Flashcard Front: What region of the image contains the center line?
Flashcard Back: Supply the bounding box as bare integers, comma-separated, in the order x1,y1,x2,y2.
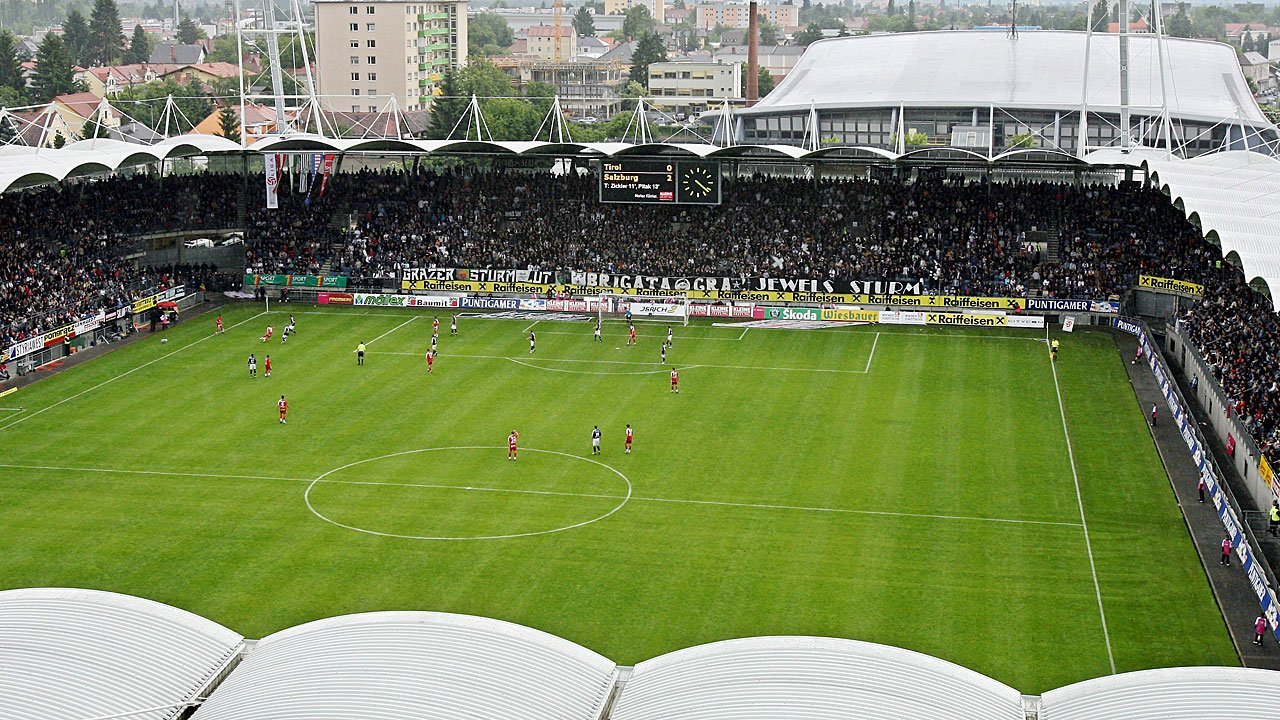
0,462,1081,528
1048,326,1116,674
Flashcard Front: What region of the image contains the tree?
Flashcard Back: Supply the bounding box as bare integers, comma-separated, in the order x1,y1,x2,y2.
1090,0,1108,31
622,4,655,39
205,34,240,63
114,78,212,130
886,0,895,16
176,17,202,45
52,131,67,148
468,13,515,55
758,18,780,45
907,0,916,29
793,22,825,45
628,31,666,87
740,65,774,98
32,33,79,101
124,25,152,64
573,6,596,36
217,105,240,143
428,58,518,138
1166,4,1193,37
0,30,25,97
88,0,125,65
63,9,91,67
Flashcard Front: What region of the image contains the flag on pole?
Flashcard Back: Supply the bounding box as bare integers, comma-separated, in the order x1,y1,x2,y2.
296,154,307,193
318,153,337,197
264,154,279,209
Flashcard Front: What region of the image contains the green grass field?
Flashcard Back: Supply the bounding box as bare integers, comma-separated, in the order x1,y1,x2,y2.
0,304,1237,692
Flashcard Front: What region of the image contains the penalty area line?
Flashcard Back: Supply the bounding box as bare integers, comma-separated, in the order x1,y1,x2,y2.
365,351,870,374
0,310,268,434
0,461,1084,528
366,316,418,346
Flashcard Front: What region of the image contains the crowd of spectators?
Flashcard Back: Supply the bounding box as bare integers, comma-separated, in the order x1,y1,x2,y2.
3,165,1278,460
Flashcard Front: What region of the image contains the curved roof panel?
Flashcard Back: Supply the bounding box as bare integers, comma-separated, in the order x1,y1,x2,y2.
752,31,1266,127
0,588,243,720
189,611,617,720
1040,666,1280,720
611,636,1024,720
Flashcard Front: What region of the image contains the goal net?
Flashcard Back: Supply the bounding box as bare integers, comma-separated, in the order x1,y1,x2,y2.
599,294,690,326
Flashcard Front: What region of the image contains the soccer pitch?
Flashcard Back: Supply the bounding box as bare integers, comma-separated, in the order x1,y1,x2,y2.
0,305,1237,692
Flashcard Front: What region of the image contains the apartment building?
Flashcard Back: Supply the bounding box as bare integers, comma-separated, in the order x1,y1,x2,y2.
603,0,665,25
647,60,740,115
315,0,467,113
694,2,798,30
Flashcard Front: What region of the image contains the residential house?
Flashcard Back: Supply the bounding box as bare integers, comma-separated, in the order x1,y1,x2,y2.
190,102,296,144
711,44,805,82
149,43,206,65
1240,51,1271,89
79,64,181,98
604,0,665,24
52,91,121,138
3,107,75,146
524,25,577,62
577,36,611,59
162,62,243,90
1106,18,1150,33
647,60,740,115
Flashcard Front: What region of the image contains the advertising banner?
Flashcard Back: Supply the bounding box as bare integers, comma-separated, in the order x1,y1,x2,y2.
820,308,880,323
1007,315,1046,329
626,301,687,318
548,299,608,312
925,313,1009,327
352,293,457,308
264,153,279,210
1063,317,1075,333
688,304,755,318
318,292,354,305
760,307,822,321
1116,316,1280,642
879,311,927,326
460,297,520,310
1027,297,1121,314
245,274,348,288
1138,275,1205,298
519,299,549,311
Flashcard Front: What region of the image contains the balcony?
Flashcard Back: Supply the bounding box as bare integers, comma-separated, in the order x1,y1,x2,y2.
418,12,449,20
425,42,450,51
421,26,449,36
419,79,429,87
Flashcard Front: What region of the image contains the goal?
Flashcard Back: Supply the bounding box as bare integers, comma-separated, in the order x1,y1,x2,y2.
598,294,690,326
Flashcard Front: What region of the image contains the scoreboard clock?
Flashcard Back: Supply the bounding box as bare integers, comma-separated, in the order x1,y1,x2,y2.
598,160,722,205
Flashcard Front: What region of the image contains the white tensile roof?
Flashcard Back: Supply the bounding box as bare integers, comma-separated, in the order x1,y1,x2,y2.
752,31,1268,127
188,611,618,720
1086,148,1280,298
0,587,244,720
1040,666,1280,720
611,636,1025,720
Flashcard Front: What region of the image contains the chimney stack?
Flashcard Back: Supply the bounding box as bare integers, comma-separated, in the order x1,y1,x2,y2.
746,0,759,106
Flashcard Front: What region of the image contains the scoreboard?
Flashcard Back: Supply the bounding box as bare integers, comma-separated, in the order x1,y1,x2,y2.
598,160,722,205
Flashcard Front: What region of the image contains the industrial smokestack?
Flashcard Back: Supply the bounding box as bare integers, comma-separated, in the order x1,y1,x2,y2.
746,0,759,106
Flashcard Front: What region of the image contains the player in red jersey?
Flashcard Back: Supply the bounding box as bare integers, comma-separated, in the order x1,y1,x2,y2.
433,317,440,334
507,430,520,461
215,316,223,333
625,424,633,454
277,395,288,424
670,368,679,393
264,355,272,377
425,349,435,373
261,325,274,342
627,324,637,346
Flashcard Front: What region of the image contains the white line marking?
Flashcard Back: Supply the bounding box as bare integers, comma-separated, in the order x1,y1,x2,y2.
1047,326,1117,674
864,332,880,373
523,320,539,333
366,316,417,346
738,327,749,340
0,461,1083,528
0,311,268,433
537,330,742,341
506,357,702,375
366,351,868,374
0,407,24,411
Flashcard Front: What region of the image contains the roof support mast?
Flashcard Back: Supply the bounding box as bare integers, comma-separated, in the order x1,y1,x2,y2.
1119,0,1132,150
1077,0,1094,158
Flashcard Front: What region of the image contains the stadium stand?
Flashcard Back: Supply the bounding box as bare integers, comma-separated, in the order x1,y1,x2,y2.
0,587,244,720
609,636,1025,720
188,611,618,720
1039,666,1280,720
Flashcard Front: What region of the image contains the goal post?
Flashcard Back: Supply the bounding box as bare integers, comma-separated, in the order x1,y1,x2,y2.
599,294,690,327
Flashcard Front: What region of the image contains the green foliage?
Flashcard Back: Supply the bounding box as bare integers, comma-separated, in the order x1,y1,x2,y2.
740,65,774,98
428,58,520,139
217,105,240,143
33,33,80,101
469,13,515,56
758,18,780,45
124,25,153,65
573,6,596,37
628,31,666,88
1090,0,1109,31
63,9,91,67
52,131,66,147
621,4,655,39
0,30,26,98
893,128,929,146
176,17,203,45
114,79,213,132
88,0,125,65
205,34,241,64
793,22,825,46
1008,131,1035,149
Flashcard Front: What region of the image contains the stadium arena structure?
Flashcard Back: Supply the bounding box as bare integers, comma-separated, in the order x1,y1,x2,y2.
8,28,1280,720
6,586,1280,720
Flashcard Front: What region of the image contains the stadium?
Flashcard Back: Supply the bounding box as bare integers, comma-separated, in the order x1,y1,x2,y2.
6,23,1280,720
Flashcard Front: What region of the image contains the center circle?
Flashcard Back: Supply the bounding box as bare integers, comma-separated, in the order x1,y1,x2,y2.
304,446,632,540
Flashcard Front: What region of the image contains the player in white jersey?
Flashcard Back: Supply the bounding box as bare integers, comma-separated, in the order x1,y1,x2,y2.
529,331,536,353
594,322,602,342
667,326,673,346
450,315,458,336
